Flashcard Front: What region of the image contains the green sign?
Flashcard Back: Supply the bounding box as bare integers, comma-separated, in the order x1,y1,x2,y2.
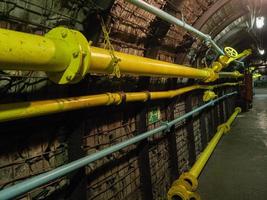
148,108,161,124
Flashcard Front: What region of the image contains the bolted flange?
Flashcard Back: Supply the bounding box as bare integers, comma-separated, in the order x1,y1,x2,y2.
203,68,218,82
167,179,201,200
45,27,91,84
180,172,199,191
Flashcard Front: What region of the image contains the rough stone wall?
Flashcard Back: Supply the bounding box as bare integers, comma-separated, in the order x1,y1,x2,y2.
0,0,238,200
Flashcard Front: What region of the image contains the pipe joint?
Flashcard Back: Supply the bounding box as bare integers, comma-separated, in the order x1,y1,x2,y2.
203,90,217,102
217,123,230,134
211,61,223,73
235,107,242,113
167,178,200,200
45,27,91,84
180,172,198,191
203,68,218,82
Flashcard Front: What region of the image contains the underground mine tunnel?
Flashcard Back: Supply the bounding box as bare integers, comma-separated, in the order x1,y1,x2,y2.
0,0,267,199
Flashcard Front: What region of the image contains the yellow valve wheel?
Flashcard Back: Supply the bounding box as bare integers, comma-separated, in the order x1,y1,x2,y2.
224,47,238,58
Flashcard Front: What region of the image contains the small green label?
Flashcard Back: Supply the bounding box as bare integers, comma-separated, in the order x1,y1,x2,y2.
148,108,161,124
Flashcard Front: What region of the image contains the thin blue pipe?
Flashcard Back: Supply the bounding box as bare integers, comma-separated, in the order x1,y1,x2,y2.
127,0,225,55
0,92,237,200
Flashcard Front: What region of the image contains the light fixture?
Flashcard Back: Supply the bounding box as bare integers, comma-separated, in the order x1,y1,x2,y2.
256,16,265,29
259,48,265,55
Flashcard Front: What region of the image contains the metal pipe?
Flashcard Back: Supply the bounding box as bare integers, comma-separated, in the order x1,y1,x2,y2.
219,71,244,78
127,0,224,55
89,47,212,79
0,83,239,123
0,28,71,72
189,107,241,177
0,92,237,200
167,107,241,200
0,27,217,84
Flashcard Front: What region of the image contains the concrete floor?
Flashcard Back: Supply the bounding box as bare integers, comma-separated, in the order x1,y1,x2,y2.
198,88,267,200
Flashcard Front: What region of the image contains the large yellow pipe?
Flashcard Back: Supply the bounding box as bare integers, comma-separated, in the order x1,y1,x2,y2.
167,107,241,200
0,27,239,84
0,28,71,72
90,47,210,79
0,83,239,123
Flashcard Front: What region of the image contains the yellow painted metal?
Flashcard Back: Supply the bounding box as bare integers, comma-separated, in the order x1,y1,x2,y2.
190,107,241,178
219,71,244,78
89,47,215,81
203,90,217,102
0,83,239,123
211,48,252,73
167,107,241,200
0,28,70,72
219,48,252,66
45,27,91,84
0,27,225,83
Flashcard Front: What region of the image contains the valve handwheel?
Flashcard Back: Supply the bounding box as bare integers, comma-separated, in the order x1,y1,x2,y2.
224,47,238,58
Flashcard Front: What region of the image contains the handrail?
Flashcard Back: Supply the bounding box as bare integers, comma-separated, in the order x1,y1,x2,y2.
0,92,237,200
0,83,240,123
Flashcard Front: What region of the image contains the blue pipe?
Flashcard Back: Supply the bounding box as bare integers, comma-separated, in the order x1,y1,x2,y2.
0,92,237,200
127,0,225,55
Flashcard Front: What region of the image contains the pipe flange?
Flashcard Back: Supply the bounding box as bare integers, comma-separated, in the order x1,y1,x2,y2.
45,27,91,84
203,68,218,82
217,123,230,133
211,61,223,73
167,181,201,200
235,107,242,113
167,181,191,200
180,172,198,191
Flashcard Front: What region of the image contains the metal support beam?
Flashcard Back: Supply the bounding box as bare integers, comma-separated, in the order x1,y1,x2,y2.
136,78,153,200
66,117,87,200
185,94,196,166
166,80,180,181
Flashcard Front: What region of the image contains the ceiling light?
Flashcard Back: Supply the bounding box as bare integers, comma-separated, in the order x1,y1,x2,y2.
259,48,265,55
256,16,265,29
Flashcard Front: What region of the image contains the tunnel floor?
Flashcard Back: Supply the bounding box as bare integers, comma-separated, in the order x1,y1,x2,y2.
198,88,267,200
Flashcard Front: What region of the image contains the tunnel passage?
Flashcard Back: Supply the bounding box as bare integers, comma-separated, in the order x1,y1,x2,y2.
0,0,265,200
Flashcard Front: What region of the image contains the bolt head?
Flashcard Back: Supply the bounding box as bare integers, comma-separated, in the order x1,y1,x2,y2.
72,51,79,58
61,31,68,38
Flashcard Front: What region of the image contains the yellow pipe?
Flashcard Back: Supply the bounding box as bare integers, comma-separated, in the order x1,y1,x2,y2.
219,71,244,79
90,47,211,79
0,28,71,72
167,107,241,200
191,107,241,177
0,27,220,84
0,83,239,123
